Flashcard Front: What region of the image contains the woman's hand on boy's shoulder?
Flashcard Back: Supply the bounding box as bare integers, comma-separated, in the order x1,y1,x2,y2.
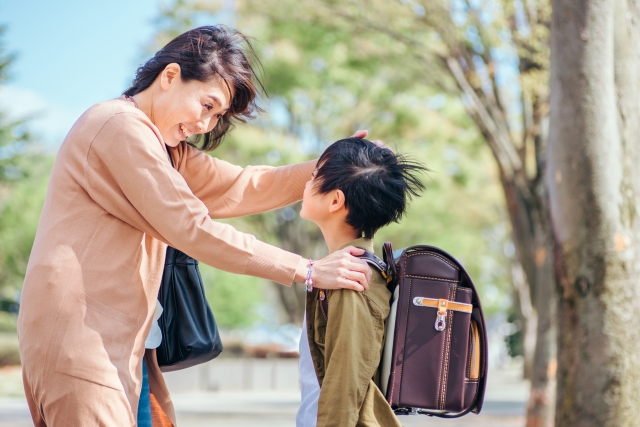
310,246,372,292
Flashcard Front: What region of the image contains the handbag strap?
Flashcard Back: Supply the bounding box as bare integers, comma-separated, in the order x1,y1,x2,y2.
166,145,175,169
164,146,177,260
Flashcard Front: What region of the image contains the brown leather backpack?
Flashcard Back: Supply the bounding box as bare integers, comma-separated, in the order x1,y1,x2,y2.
359,243,488,418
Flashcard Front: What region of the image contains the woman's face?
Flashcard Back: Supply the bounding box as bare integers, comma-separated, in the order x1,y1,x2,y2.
153,64,233,147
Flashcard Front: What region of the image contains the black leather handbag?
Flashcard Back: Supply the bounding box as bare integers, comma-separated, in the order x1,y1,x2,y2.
156,150,223,372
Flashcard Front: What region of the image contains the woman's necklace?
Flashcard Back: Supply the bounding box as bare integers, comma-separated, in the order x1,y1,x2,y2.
124,94,139,109
125,93,168,158
125,93,156,123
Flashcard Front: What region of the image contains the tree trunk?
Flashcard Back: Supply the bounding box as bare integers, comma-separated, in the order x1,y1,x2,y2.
526,185,556,427
549,0,640,425
502,171,557,427
511,258,537,379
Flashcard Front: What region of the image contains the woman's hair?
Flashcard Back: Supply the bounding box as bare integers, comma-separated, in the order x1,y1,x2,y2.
124,25,265,151
314,138,428,238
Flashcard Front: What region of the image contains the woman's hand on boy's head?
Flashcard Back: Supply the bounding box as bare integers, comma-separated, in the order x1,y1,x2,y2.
350,129,392,152
311,246,372,292
351,129,369,139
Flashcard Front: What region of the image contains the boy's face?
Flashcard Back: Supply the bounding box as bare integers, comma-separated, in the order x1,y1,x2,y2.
300,169,336,223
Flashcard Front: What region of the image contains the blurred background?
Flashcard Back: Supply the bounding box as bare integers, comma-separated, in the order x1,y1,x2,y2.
0,0,553,426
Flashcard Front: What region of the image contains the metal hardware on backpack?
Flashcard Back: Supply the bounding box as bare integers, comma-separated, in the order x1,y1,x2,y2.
156,149,223,372
373,242,488,418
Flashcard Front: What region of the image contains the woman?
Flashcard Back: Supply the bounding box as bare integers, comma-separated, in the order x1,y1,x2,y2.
18,26,374,426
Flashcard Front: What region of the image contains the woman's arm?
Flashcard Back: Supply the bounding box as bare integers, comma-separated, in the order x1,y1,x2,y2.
169,129,380,220
85,112,369,290
86,113,299,285
170,143,316,219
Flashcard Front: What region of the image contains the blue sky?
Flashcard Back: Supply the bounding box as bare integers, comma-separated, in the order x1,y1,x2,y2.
0,0,166,145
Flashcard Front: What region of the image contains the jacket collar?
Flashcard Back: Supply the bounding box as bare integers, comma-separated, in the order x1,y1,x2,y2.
336,237,374,253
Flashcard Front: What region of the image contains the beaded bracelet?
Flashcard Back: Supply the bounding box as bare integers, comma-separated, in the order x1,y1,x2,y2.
304,258,315,292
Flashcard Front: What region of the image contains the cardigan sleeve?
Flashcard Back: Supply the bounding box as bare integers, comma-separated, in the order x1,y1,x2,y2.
172,143,316,219
84,112,302,286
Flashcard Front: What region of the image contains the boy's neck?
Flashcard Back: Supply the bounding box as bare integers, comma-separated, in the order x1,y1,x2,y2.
318,221,362,253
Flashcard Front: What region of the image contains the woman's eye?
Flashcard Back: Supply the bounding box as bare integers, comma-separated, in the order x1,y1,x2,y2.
204,103,213,111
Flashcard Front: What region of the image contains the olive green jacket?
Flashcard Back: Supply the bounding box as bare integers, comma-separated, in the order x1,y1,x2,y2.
306,238,402,427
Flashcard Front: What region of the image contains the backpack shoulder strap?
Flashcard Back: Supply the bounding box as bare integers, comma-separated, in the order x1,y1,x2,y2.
382,242,397,280
358,250,395,290
359,250,386,274
317,249,391,321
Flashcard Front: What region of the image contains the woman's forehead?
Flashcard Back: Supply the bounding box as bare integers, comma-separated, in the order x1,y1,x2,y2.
190,75,234,108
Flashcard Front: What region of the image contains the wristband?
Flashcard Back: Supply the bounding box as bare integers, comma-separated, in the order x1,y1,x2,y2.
304,259,315,292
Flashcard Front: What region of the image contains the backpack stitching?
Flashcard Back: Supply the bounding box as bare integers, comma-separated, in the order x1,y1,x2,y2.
436,284,449,410
440,284,456,410
467,323,474,378
438,284,450,410
407,252,460,271
395,272,412,406
405,275,458,283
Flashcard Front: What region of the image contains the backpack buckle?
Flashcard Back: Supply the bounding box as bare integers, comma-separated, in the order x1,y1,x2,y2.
413,297,472,332
434,313,447,331
435,298,448,331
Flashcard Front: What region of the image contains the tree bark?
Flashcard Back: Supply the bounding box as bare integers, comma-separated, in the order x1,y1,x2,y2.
502,166,557,427
511,259,538,380
500,174,539,380
526,183,556,427
549,0,640,425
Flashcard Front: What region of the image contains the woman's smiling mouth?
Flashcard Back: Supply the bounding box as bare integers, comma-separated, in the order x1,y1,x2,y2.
179,124,194,139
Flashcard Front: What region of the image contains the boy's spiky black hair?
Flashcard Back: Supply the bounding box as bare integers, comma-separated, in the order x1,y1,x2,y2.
314,138,427,238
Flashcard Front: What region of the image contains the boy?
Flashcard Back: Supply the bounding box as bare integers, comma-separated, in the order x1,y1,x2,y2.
296,138,426,427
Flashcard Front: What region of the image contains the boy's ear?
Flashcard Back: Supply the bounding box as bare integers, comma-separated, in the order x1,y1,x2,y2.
328,189,346,214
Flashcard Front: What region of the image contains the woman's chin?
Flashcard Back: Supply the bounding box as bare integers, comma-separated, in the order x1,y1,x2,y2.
165,127,186,147
163,135,182,147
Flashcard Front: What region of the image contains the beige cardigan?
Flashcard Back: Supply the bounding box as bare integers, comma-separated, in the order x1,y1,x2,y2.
17,97,315,426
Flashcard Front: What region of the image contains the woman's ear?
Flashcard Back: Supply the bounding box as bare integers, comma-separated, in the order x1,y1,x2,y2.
328,189,346,214
160,63,182,90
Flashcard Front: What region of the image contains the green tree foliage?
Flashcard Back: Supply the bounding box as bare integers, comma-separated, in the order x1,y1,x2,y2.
199,264,262,328
0,157,51,297
0,27,32,183
151,0,513,324
0,28,49,300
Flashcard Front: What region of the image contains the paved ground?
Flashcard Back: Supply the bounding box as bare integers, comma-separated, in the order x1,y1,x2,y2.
0,360,527,426
167,363,527,427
